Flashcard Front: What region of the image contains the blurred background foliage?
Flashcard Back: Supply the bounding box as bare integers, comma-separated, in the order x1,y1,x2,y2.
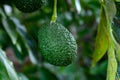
0,0,108,80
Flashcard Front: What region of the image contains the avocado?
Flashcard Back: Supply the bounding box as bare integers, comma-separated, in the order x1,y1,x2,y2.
38,22,77,66
112,2,120,43
13,0,45,13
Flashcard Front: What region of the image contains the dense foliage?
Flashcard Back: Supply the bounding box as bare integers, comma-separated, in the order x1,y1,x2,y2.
0,0,120,80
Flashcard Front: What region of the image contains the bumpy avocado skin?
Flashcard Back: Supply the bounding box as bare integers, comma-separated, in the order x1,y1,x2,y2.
38,22,77,66
113,2,120,43
13,0,45,13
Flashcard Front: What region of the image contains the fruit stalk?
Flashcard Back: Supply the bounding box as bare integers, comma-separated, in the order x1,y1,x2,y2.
51,0,57,22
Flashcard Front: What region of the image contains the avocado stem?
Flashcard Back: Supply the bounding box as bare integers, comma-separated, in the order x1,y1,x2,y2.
51,0,57,23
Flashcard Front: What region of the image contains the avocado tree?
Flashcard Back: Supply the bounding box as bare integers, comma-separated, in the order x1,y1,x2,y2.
0,0,120,80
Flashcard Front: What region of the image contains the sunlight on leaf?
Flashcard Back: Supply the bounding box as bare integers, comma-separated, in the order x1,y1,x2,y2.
0,48,20,80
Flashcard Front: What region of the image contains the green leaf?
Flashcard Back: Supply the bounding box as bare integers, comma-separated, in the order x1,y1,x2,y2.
0,48,20,80
115,43,120,62
18,73,29,80
116,0,120,2
2,17,27,60
10,17,37,64
92,7,108,67
92,0,117,68
0,58,10,80
2,18,18,45
102,0,116,23
107,46,117,80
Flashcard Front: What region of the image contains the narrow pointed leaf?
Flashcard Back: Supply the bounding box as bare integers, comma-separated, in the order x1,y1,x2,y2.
10,17,37,64
92,7,108,67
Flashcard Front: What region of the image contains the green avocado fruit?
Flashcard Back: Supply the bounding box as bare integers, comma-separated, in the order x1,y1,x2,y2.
13,0,45,13
38,22,77,66
112,2,120,43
